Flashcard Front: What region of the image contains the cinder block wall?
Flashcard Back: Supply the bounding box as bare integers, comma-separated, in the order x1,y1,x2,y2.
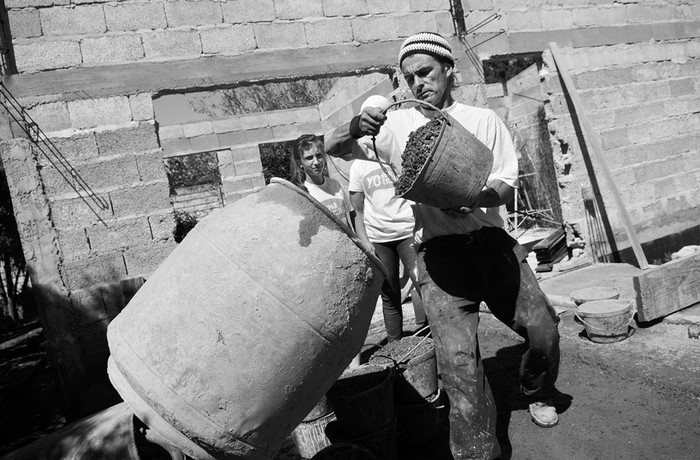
461,0,699,257
6,0,456,73
1,0,699,416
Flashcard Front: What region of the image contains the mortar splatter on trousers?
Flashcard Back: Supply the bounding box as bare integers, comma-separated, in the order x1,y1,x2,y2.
417,227,560,459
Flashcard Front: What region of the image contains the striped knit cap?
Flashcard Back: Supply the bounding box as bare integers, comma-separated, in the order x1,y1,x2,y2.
398,32,454,68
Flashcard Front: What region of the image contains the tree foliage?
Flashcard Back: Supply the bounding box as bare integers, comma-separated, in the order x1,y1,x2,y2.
0,166,28,325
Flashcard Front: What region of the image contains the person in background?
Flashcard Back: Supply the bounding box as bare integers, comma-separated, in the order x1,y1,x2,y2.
349,154,427,343
290,134,352,227
324,32,561,459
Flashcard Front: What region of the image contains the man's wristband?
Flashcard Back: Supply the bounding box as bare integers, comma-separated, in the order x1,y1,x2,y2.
349,115,363,139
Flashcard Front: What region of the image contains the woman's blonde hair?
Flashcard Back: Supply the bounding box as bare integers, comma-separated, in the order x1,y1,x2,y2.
289,134,325,191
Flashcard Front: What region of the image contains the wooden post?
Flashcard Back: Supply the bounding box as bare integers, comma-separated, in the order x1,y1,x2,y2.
548,42,649,270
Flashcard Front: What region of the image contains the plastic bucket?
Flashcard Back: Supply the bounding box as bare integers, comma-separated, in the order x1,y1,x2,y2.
291,411,337,459
326,363,395,437
325,418,397,460
575,299,634,344
395,389,448,445
368,336,438,403
570,286,620,306
387,99,493,209
106,178,387,460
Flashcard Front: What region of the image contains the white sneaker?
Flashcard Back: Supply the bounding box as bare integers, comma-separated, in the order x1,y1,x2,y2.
529,401,558,427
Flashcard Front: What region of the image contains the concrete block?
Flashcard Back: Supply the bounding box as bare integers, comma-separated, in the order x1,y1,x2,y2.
395,13,438,37
123,242,177,277
506,9,541,32
409,0,450,11
572,5,628,27
80,34,144,65
435,11,454,36
86,217,153,252
8,8,42,39
26,101,72,133
304,18,353,47
272,120,323,139
165,0,223,28
182,121,214,138
239,113,269,130
572,26,628,48
96,123,159,157
234,159,263,176
509,30,572,54
217,131,248,147
244,127,273,143
68,96,132,130
232,146,261,162
48,132,98,161
222,176,254,194
217,149,234,166
40,5,106,36
275,0,323,20
189,134,221,152
464,10,505,34
352,16,399,42
14,39,81,72
600,127,629,150
268,107,320,126
6,0,68,7
254,22,307,49
161,138,192,157
110,182,172,217
212,117,242,134
627,4,681,24
367,0,399,15
104,2,167,32
158,125,185,142
670,77,695,97
539,7,573,31
322,0,369,17
50,196,113,229
200,25,256,54
148,212,176,242
78,155,141,191
625,24,653,44
57,228,91,257
143,30,202,59
135,152,167,182
61,251,127,291
221,0,275,23
129,94,154,122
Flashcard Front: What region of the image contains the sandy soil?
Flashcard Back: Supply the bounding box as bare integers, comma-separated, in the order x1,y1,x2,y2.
2,303,699,459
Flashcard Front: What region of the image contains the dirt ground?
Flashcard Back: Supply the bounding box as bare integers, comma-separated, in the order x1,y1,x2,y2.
2,280,700,459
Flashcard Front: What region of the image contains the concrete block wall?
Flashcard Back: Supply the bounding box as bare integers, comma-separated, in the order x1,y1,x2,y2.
6,0,455,73
455,0,700,256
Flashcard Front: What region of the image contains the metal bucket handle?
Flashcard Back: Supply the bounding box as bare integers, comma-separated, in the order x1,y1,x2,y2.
370,98,450,184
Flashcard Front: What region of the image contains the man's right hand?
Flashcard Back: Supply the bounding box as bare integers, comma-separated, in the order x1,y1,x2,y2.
350,107,387,138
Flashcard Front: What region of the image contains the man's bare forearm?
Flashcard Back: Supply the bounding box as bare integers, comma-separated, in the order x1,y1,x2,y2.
324,121,355,158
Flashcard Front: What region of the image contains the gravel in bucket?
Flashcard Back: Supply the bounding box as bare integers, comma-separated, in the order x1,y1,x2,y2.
395,118,444,196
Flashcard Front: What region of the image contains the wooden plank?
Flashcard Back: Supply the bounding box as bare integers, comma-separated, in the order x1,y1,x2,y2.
532,227,565,252
548,42,649,270
633,252,700,322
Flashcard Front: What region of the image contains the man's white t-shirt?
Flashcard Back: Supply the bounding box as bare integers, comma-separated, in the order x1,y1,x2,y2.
304,176,351,223
355,101,518,244
348,159,415,243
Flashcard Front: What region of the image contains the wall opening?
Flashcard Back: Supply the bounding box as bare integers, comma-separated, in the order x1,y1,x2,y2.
483,54,562,232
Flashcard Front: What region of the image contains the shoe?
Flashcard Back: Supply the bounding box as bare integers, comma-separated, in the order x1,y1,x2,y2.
529,401,558,427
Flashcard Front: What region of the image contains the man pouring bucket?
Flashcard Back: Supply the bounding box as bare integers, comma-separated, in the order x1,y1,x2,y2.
325,32,562,459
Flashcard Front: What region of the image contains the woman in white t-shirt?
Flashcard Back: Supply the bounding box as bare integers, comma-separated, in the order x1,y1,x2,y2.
349,158,427,342
290,134,352,227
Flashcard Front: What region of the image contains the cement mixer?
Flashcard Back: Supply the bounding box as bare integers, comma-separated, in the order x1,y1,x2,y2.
106,178,387,459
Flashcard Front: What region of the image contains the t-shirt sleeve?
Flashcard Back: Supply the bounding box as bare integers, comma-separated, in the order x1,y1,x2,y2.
348,160,363,193
485,111,519,188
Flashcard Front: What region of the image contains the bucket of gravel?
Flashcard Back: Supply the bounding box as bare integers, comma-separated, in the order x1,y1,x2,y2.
389,99,494,209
